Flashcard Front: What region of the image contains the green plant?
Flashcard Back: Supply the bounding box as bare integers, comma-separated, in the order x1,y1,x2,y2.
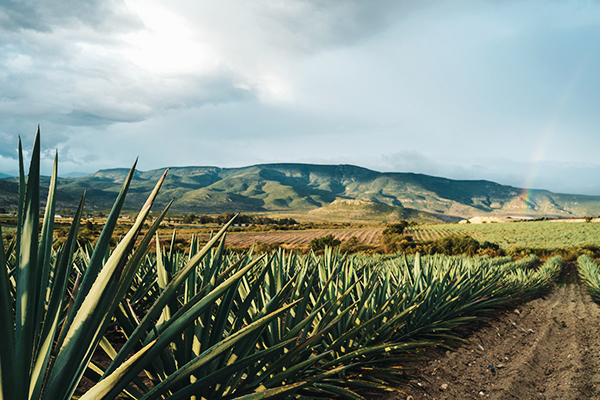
382,221,409,235
0,129,177,400
0,128,566,400
577,255,600,303
309,234,341,251
0,129,294,400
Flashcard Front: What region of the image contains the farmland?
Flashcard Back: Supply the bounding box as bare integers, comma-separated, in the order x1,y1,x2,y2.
4,217,598,252
163,219,600,251
6,132,600,400
405,220,600,249
2,131,579,400
5,214,600,254
198,227,384,247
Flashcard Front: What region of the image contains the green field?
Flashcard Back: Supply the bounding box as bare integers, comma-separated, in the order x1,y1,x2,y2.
406,221,600,249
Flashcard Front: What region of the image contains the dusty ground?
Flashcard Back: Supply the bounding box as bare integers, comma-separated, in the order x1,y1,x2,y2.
384,263,600,400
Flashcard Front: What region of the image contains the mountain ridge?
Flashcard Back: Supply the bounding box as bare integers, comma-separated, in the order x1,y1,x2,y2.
1,163,599,220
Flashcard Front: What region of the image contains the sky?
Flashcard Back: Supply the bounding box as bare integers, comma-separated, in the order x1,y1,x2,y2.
2,1,600,195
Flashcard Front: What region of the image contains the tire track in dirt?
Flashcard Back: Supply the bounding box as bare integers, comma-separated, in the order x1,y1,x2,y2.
385,264,600,400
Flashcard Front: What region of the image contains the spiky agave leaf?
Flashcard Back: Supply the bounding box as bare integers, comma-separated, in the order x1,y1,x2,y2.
43,170,170,400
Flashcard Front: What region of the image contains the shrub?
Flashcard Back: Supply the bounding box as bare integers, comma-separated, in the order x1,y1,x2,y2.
382,221,408,235
309,234,341,251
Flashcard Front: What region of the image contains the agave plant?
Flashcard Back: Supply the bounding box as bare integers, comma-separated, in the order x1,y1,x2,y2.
0,128,565,400
0,128,342,400
0,129,271,400
0,128,177,400
577,255,600,303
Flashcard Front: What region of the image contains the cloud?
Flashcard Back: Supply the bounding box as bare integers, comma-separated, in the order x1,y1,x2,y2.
375,150,600,196
0,0,412,158
2,0,600,198
374,151,503,183
254,0,414,53
0,1,443,138
0,0,141,33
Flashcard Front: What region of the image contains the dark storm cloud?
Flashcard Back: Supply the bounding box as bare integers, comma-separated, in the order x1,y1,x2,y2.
0,0,258,158
0,0,143,157
0,0,142,33
257,0,417,53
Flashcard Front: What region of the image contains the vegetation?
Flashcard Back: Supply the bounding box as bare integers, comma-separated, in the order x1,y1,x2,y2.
379,220,419,237
577,255,600,303
181,212,298,226
405,221,600,250
308,234,341,252
0,129,567,399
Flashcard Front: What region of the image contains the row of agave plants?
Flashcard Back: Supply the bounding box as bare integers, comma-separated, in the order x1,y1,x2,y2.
577,255,600,303
1,130,563,400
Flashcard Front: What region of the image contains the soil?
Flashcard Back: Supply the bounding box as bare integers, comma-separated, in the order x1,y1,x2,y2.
383,263,600,400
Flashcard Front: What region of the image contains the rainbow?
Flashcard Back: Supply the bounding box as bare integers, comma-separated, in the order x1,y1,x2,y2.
519,133,547,211
518,39,596,212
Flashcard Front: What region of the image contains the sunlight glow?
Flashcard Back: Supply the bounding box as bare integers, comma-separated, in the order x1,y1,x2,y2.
122,1,218,75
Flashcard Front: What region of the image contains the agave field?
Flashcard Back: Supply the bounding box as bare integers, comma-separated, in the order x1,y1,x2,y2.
217,227,385,247
0,130,572,399
159,219,600,251
405,221,600,249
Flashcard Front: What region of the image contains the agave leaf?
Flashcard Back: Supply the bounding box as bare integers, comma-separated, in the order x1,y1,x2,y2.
104,215,239,377
227,364,358,400
312,382,366,400
150,256,249,344
223,381,311,400
0,224,16,400
83,359,146,400
43,170,169,400
319,341,435,371
67,161,139,326
79,340,156,400
15,127,41,400
155,233,169,293
244,305,336,390
133,302,299,400
106,254,269,392
30,192,86,400
14,136,25,284
261,350,332,389
34,151,58,337
138,340,297,400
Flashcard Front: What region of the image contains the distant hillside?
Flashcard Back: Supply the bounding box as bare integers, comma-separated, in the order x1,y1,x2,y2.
1,163,600,221
307,199,454,223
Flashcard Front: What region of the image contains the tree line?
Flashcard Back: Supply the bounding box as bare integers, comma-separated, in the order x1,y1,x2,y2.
181,212,298,226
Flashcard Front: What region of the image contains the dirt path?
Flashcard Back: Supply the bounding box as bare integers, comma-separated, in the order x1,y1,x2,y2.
387,264,600,400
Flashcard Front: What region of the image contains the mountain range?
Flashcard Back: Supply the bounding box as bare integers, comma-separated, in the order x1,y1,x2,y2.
2,163,600,221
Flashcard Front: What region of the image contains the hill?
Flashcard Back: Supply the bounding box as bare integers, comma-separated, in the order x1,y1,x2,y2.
1,163,600,221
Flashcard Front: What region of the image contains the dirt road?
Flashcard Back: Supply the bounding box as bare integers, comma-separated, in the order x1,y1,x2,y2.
388,264,600,400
